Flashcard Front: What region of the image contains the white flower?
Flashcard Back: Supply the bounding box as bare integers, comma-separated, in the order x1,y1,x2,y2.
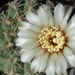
16,3,75,75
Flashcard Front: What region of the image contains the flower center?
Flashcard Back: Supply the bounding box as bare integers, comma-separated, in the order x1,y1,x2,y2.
37,26,65,53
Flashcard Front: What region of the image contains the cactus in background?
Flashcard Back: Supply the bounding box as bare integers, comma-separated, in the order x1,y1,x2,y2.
0,0,45,75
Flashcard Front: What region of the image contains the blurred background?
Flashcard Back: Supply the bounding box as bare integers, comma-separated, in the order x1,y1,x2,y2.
0,0,75,11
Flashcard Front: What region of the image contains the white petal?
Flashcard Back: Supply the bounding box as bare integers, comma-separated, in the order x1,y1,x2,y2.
42,4,53,27
54,3,65,26
19,21,41,33
64,6,73,21
49,17,54,27
67,40,75,49
15,38,30,46
63,47,72,55
42,4,53,19
46,53,57,75
65,26,75,37
70,48,75,55
20,49,27,54
22,40,39,50
21,47,40,62
26,11,42,27
68,36,75,40
56,52,67,75
46,61,55,75
60,18,67,30
29,25,41,33
19,21,31,30
66,15,75,30
63,47,75,67
35,48,45,57
17,30,38,39
49,53,57,61
30,52,49,73
37,6,50,27
66,55,75,67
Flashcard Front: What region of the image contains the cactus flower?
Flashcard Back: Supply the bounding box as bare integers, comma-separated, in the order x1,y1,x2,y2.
16,3,75,75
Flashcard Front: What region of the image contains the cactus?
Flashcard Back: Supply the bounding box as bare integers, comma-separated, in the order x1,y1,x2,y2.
0,0,46,75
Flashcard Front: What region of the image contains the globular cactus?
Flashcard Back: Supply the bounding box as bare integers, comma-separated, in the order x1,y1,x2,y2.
1,0,75,75
0,0,45,75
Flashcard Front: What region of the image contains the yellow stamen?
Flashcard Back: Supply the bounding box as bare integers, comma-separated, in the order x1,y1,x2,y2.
37,26,65,53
